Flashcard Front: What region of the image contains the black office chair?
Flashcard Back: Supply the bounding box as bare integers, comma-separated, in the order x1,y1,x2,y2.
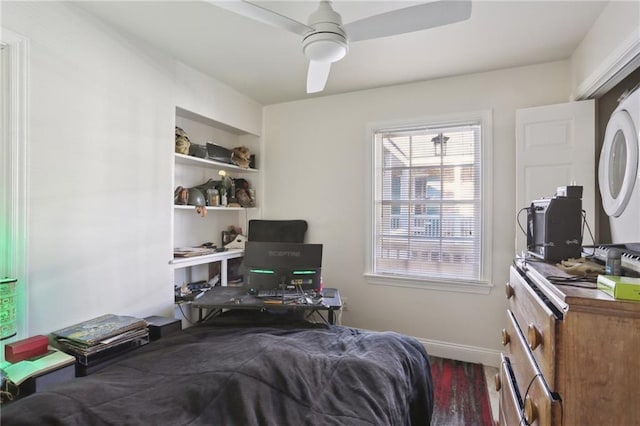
247,219,308,243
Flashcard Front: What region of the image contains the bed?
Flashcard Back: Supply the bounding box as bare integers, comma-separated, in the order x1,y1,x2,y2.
1,311,434,425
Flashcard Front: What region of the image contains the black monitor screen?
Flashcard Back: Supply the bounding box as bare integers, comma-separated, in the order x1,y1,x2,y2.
248,220,307,243
244,242,322,292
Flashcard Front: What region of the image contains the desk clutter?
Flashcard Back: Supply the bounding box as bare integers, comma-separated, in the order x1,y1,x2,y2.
179,284,335,306
193,286,343,325
175,279,215,302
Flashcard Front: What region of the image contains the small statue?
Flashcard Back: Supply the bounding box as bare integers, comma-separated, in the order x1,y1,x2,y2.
233,178,255,207
236,188,255,208
231,146,251,168
175,126,190,154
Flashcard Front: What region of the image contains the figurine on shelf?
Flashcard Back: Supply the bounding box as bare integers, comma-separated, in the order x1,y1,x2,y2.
175,126,190,154
231,146,251,168
226,180,241,207
234,178,256,208
236,189,255,208
217,171,232,206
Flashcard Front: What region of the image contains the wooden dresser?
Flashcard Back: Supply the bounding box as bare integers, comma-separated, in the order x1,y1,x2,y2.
497,259,640,425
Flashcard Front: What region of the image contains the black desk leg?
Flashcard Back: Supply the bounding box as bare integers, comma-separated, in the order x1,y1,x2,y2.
328,308,334,325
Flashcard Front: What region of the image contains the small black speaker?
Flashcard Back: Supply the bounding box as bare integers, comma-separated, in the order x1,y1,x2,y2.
144,316,182,341
527,197,582,261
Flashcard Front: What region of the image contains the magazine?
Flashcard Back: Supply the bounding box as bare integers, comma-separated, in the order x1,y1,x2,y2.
51,314,147,347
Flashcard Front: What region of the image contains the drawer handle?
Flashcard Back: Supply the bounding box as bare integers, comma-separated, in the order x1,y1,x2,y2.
524,395,538,424
501,328,510,346
494,373,501,392
527,324,542,350
505,282,514,299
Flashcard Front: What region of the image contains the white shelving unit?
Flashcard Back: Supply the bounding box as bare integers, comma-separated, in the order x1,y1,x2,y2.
174,152,259,173
171,249,245,286
171,107,261,292
174,204,246,212
171,249,244,268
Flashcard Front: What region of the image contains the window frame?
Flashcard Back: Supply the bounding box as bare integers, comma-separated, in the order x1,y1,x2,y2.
364,111,493,294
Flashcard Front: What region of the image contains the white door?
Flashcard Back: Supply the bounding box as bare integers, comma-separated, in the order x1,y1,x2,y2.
515,100,595,255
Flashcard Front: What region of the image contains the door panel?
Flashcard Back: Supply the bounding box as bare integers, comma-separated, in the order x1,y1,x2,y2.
515,100,595,254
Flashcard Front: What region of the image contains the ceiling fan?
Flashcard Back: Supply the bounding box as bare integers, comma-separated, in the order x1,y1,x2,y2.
210,0,472,94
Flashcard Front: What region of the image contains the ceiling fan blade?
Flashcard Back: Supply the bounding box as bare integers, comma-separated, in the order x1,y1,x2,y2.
208,0,313,36
343,0,472,42
307,61,332,93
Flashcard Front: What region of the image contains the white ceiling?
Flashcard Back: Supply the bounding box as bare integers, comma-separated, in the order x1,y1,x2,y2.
76,0,608,105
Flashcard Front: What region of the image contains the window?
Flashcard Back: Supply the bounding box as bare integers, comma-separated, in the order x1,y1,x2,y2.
366,112,492,291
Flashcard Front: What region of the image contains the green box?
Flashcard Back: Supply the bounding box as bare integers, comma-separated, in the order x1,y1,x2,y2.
597,275,640,301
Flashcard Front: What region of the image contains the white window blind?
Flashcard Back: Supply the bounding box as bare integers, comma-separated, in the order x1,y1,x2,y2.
373,121,483,281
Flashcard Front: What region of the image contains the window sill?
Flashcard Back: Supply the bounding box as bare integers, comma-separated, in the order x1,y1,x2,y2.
364,273,493,295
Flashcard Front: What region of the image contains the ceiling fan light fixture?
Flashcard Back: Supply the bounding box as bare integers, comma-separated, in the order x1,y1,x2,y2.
217,0,473,95
302,32,348,63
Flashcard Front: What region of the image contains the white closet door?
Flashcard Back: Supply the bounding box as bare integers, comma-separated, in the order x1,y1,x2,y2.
515,100,595,255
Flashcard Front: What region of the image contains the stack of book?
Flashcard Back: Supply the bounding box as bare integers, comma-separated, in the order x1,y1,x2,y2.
51,314,149,376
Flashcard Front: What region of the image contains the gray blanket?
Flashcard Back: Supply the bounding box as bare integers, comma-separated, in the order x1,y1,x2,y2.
2,312,433,425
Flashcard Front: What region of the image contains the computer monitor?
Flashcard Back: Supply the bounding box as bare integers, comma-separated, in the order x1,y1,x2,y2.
243,241,322,292
247,220,308,243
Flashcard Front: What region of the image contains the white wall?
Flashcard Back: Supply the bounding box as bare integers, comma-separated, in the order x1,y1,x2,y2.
2,2,176,335
175,63,263,137
570,0,640,98
263,61,572,364
2,2,262,337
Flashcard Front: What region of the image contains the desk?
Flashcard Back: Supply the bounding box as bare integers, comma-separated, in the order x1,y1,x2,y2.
193,287,342,324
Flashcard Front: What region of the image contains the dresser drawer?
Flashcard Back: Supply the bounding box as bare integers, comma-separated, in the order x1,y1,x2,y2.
502,310,560,425
507,266,557,381
507,260,640,425
498,354,524,426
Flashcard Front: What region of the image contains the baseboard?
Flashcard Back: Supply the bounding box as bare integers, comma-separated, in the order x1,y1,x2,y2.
416,337,502,368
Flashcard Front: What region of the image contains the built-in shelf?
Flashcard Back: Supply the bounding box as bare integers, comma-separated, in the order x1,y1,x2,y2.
175,153,258,173
174,205,248,212
170,248,244,269
172,106,259,298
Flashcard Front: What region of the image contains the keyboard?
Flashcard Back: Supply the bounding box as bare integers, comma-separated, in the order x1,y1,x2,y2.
590,246,640,275
256,289,302,298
